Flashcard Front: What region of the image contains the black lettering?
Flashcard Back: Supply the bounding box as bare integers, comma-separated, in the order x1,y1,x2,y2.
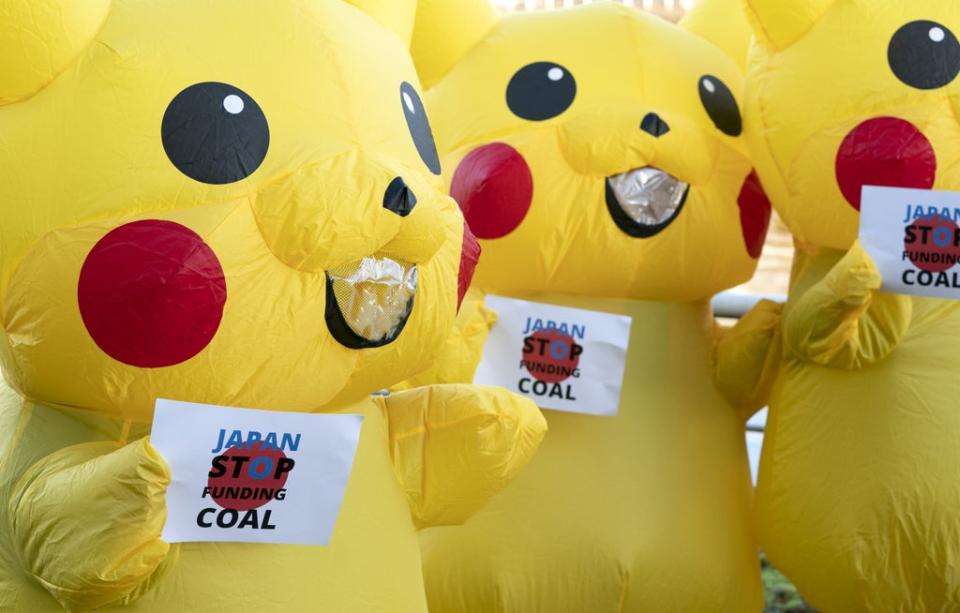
208,455,228,478
905,225,917,244
216,509,239,528
522,337,535,354
237,510,258,529
230,456,250,478
274,457,296,479
196,508,215,528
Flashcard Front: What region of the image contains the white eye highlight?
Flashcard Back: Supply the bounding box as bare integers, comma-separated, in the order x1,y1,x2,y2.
223,94,245,114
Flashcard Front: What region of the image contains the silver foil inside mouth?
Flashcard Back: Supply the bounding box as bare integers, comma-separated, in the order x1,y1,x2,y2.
327,256,418,343
606,167,689,226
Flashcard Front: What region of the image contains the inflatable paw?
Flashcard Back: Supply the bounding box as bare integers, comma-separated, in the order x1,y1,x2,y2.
411,1,771,611
744,0,960,610
0,1,545,611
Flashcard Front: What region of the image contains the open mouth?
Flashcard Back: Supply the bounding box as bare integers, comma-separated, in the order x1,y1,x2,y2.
325,256,418,349
605,167,689,238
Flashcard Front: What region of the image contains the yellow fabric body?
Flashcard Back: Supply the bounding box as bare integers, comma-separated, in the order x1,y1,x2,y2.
0,383,544,612
394,290,497,391
756,248,960,611
0,0,547,610
742,1,960,609
419,294,762,612
409,1,766,610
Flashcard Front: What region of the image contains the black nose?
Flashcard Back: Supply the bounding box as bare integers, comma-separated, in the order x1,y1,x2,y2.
383,177,418,217
640,112,670,138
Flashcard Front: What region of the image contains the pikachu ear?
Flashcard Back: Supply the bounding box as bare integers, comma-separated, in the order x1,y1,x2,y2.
680,0,753,70
344,0,418,45
742,0,835,50
0,0,112,105
412,0,500,89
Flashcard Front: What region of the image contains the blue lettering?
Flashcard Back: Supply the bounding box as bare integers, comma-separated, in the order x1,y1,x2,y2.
280,433,301,452
934,226,952,247
225,430,244,450
249,457,273,479
262,432,279,450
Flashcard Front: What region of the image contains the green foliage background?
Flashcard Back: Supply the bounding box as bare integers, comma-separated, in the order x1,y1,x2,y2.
762,553,815,613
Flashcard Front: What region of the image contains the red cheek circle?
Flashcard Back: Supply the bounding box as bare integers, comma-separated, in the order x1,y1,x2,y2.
737,170,772,259
457,221,481,311
78,220,227,368
450,142,534,240
835,116,937,211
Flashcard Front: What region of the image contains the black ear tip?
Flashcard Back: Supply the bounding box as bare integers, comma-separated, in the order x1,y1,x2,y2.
640,112,670,138
383,177,418,217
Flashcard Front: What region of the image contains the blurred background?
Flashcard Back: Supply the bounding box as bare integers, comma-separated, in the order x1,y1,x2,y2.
493,0,694,21
490,2,808,611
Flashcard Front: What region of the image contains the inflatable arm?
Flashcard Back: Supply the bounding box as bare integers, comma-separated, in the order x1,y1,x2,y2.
782,242,912,369
8,438,171,612
379,384,545,529
394,290,494,389
712,299,783,420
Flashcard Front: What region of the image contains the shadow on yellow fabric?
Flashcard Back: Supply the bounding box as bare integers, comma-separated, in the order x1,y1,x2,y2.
0,1,546,610
409,0,773,610
742,0,960,611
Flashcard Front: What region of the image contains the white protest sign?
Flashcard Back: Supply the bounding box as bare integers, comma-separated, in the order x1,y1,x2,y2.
860,185,960,299
474,296,632,416
150,399,363,545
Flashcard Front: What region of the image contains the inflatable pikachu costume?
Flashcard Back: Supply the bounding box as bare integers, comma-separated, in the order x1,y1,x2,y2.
0,1,547,611
409,1,774,610
741,1,960,610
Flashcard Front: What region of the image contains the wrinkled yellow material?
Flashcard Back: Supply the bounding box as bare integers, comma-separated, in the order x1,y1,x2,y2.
395,289,496,391
385,383,545,528
0,1,545,610
0,389,544,612
744,0,960,610
0,0,112,105
412,1,766,610
713,299,783,421
420,295,763,612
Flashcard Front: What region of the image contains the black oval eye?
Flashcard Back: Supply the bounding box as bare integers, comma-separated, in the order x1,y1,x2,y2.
400,82,441,176
161,82,270,185
888,20,960,90
698,75,742,137
506,62,577,121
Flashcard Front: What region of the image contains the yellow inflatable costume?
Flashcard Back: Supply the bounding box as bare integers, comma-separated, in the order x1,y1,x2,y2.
742,0,960,610
0,1,547,611
410,1,773,610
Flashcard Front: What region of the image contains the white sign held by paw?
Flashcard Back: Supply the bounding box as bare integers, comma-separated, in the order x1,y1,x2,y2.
860,185,960,299
474,296,631,416
150,399,363,545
